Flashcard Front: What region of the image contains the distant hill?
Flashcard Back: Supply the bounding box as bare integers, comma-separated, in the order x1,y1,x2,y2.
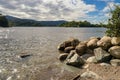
6,15,67,27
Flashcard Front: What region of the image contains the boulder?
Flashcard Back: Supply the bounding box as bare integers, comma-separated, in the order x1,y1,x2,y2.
58,53,68,61
66,54,85,67
87,38,99,49
57,41,71,51
66,50,76,59
110,59,120,66
64,46,75,53
75,43,87,56
85,49,94,54
70,38,80,47
86,56,97,63
57,38,79,51
111,37,120,45
99,63,111,66
109,46,120,59
97,36,112,50
94,47,112,62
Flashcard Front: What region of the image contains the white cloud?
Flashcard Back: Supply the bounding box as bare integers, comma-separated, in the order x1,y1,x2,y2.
0,0,96,21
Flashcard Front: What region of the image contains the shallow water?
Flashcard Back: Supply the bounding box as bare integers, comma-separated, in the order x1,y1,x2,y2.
0,27,105,80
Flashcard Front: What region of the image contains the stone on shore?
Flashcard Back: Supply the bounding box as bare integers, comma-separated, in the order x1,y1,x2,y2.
75,43,87,56
111,37,120,45
64,46,75,53
110,59,120,67
66,50,76,60
81,70,102,80
66,54,85,67
94,47,112,62
86,56,97,63
87,38,99,49
97,36,112,50
58,53,68,61
109,46,120,59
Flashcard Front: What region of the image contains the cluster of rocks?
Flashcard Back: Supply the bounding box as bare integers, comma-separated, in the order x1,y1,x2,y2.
57,36,120,67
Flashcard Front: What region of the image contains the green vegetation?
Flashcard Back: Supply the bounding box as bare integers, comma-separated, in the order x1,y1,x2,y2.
105,5,120,37
0,14,9,27
59,20,106,27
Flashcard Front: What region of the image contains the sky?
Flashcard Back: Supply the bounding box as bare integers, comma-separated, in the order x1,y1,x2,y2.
0,0,120,23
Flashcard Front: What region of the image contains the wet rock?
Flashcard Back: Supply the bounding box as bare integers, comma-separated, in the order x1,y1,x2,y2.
86,56,97,63
58,53,68,61
19,52,31,58
97,36,112,50
57,41,71,51
94,47,112,62
87,38,99,49
66,50,76,59
64,46,75,53
81,70,102,80
109,46,120,59
57,38,79,51
110,59,120,66
66,54,85,67
111,37,120,45
75,43,87,56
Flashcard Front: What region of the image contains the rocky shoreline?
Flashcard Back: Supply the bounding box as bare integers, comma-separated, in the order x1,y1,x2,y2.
57,36,120,79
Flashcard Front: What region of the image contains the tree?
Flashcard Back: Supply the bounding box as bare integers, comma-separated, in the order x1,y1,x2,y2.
106,5,120,37
0,14,9,27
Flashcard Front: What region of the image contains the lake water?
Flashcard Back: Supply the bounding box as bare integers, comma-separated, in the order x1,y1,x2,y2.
0,27,105,80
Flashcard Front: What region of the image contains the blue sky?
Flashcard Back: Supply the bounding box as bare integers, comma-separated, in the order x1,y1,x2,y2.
0,0,120,23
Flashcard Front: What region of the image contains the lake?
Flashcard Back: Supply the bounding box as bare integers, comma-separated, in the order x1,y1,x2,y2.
0,27,105,80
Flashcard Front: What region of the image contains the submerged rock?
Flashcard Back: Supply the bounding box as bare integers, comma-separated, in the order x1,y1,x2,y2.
58,53,68,61
64,46,75,53
19,52,31,58
109,46,120,59
94,47,112,62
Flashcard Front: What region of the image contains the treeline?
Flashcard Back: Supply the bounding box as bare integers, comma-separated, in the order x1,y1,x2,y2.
0,14,9,27
59,21,106,27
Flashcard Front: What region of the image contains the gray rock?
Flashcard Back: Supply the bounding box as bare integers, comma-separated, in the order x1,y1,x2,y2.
75,43,87,56
97,36,112,50
94,47,112,62
87,38,99,49
81,70,102,80
109,46,120,59
66,50,76,59
64,46,75,53
86,56,97,63
58,53,68,61
66,54,85,67
19,52,31,58
110,59,120,66
111,37,120,45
